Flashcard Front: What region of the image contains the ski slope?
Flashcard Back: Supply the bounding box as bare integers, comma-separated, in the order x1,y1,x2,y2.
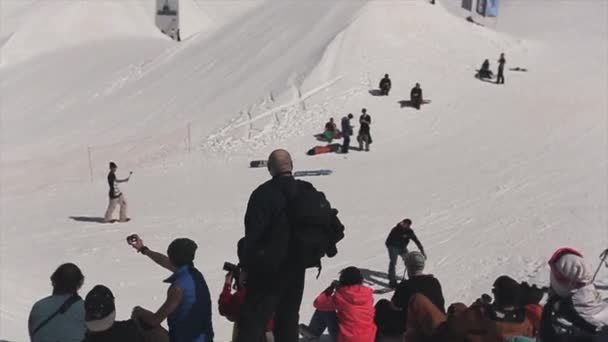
1,0,607,340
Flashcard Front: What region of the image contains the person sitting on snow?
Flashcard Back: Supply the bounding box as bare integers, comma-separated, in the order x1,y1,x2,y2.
375,251,445,338
379,74,392,95
323,118,340,143
539,247,608,342
478,59,494,79
299,267,376,342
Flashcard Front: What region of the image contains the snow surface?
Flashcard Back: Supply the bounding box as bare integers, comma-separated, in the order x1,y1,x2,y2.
1,0,607,340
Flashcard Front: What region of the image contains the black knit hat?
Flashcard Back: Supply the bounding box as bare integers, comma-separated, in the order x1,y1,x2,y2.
167,238,198,267
339,266,363,286
492,275,521,307
85,285,115,321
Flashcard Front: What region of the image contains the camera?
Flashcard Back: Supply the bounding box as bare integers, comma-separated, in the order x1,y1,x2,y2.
223,262,239,274
127,234,138,243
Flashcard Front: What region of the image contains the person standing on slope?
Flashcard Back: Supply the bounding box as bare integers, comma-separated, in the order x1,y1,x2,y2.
496,53,506,84
104,162,131,223
236,149,343,342
341,114,354,154
410,83,423,110
379,74,392,96
385,219,426,288
357,109,372,152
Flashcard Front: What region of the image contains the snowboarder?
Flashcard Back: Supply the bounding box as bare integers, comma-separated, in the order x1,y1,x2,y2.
496,53,506,84
385,219,426,288
357,109,372,152
410,83,423,110
104,162,131,223
379,74,392,96
478,59,493,79
341,114,354,153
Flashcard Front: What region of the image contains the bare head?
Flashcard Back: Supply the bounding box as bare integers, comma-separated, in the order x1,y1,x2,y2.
268,149,293,177
330,118,334,123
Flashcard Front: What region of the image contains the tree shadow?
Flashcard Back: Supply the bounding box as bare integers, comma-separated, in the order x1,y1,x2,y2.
359,268,391,289
369,89,386,96
69,216,107,223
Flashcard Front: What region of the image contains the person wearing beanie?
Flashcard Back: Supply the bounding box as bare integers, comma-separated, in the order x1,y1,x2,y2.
375,251,445,338
405,275,534,342
104,161,132,223
539,247,608,342
300,266,377,342
28,263,86,342
83,285,169,342
127,235,214,342
385,218,426,288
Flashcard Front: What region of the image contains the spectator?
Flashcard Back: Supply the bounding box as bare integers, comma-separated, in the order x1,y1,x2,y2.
299,267,376,342
104,162,131,223
375,251,445,337
28,263,86,342
218,239,274,342
406,275,534,342
341,114,354,153
385,218,426,288
357,109,372,152
83,285,169,342
539,247,608,342
128,235,214,342
236,149,342,342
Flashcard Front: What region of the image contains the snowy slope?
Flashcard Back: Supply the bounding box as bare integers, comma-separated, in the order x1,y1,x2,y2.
1,0,607,341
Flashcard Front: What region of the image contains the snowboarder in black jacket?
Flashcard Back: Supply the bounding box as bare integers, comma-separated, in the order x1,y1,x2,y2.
385,219,426,288
341,114,354,153
357,109,372,152
496,53,506,84
410,83,423,110
379,74,392,96
237,149,322,342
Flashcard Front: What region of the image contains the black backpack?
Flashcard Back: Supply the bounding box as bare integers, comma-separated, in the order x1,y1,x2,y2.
286,182,344,272
539,295,607,342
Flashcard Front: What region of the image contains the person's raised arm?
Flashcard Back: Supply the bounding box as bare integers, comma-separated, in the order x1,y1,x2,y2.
408,229,426,257
127,234,176,272
133,285,182,327
116,171,133,183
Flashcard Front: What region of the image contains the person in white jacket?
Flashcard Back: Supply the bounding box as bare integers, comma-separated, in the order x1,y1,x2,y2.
539,247,608,341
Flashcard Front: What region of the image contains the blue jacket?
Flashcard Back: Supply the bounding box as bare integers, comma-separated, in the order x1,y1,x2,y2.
28,294,86,342
164,265,213,342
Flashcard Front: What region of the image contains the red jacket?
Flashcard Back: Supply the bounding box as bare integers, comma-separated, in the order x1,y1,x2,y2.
218,284,274,332
314,284,377,342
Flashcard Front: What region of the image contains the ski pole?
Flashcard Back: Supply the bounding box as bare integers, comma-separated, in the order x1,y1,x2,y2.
591,248,608,283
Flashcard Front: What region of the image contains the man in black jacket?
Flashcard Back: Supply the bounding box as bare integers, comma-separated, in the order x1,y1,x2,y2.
357,108,372,152
379,74,392,96
496,53,506,84
385,219,426,288
237,149,319,342
410,83,423,110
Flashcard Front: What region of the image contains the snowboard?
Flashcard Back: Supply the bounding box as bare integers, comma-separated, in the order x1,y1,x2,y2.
249,160,268,168
294,169,333,177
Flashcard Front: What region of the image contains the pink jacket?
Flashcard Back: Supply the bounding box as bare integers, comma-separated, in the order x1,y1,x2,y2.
314,285,377,342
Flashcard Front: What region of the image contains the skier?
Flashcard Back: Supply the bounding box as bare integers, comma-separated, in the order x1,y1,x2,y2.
385,219,426,288
104,162,131,223
357,109,372,152
341,114,354,153
496,53,506,84
410,83,423,110
379,74,392,96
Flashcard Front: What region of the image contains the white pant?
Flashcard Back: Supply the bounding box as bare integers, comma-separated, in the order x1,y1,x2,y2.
104,194,128,222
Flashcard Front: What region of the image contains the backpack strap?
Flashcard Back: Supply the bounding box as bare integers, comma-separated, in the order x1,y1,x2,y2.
32,294,81,335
